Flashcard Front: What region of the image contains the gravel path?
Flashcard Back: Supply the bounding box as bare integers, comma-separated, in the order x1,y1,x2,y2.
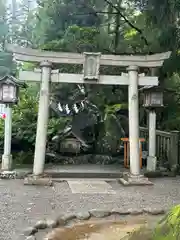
0,177,180,240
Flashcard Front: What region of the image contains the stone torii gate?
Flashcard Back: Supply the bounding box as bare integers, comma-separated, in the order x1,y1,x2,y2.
6,44,171,185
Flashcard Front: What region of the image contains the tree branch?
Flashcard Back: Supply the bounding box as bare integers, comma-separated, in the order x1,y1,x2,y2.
104,0,149,47
70,12,119,16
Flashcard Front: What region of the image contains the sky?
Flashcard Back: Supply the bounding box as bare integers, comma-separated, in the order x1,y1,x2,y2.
7,0,37,9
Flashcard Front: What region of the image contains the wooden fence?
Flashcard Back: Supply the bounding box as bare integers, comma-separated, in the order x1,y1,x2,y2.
139,127,180,167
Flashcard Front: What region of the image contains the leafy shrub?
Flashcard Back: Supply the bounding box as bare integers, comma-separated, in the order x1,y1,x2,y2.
153,205,180,240
0,85,69,164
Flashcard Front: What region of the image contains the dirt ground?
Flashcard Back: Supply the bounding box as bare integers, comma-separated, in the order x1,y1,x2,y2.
0,177,180,240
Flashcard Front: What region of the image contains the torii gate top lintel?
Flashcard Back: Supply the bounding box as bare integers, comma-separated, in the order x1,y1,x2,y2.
6,44,171,68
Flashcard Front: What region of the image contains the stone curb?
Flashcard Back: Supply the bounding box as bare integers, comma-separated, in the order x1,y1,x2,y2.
0,171,31,180
0,171,17,179
22,208,167,240
144,171,177,178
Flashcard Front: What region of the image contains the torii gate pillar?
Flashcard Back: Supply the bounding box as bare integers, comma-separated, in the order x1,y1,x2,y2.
119,66,152,185
128,66,140,176
33,61,52,175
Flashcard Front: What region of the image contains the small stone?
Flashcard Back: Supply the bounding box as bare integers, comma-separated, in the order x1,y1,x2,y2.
143,208,165,215
129,209,143,215
111,209,130,215
46,219,57,228
25,236,36,240
23,227,37,236
89,209,111,218
56,213,76,226
76,212,91,220
34,220,48,229
63,213,76,222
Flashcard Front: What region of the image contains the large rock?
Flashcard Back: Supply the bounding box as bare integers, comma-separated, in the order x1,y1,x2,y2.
111,209,130,215
89,209,111,218
34,220,48,230
46,219,57,228
76,212,91,220
143,208,165,215
56,213,76,226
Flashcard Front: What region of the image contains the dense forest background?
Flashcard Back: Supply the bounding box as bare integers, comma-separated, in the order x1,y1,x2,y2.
1,0,180,164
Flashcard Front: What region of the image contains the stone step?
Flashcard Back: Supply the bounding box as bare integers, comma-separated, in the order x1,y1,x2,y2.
52,178,119,182
44,171,123,179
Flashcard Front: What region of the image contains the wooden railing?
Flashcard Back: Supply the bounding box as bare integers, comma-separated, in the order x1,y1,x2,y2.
140,127,180,167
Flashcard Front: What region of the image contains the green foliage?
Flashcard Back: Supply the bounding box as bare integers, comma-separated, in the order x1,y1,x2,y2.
0,0,8,50
1,0,180,163
105,103,128,114
160,73,180,130
153,205,180,240
127,205,180,240
12,87,38,146
0,86,38,149
10,86,69,148
0,51,16,76
13,150,34,165
47,117,70,137
42,25,103,53
35,0,103,46
0,85,70,163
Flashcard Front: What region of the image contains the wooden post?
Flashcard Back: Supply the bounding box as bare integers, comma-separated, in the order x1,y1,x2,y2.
121,138,145,169
170,131,180,167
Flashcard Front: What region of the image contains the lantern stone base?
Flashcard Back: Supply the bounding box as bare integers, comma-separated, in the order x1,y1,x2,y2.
147,156,157,172
1,154,12,171
119,172,153,186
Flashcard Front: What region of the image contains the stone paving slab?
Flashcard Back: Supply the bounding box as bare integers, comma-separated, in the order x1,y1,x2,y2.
0,177,180,240
67,180,116,194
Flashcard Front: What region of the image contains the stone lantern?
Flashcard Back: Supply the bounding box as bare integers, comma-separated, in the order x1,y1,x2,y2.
142,86,164,109
0,75,26,104
140,85,164,172
0,75,26,172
